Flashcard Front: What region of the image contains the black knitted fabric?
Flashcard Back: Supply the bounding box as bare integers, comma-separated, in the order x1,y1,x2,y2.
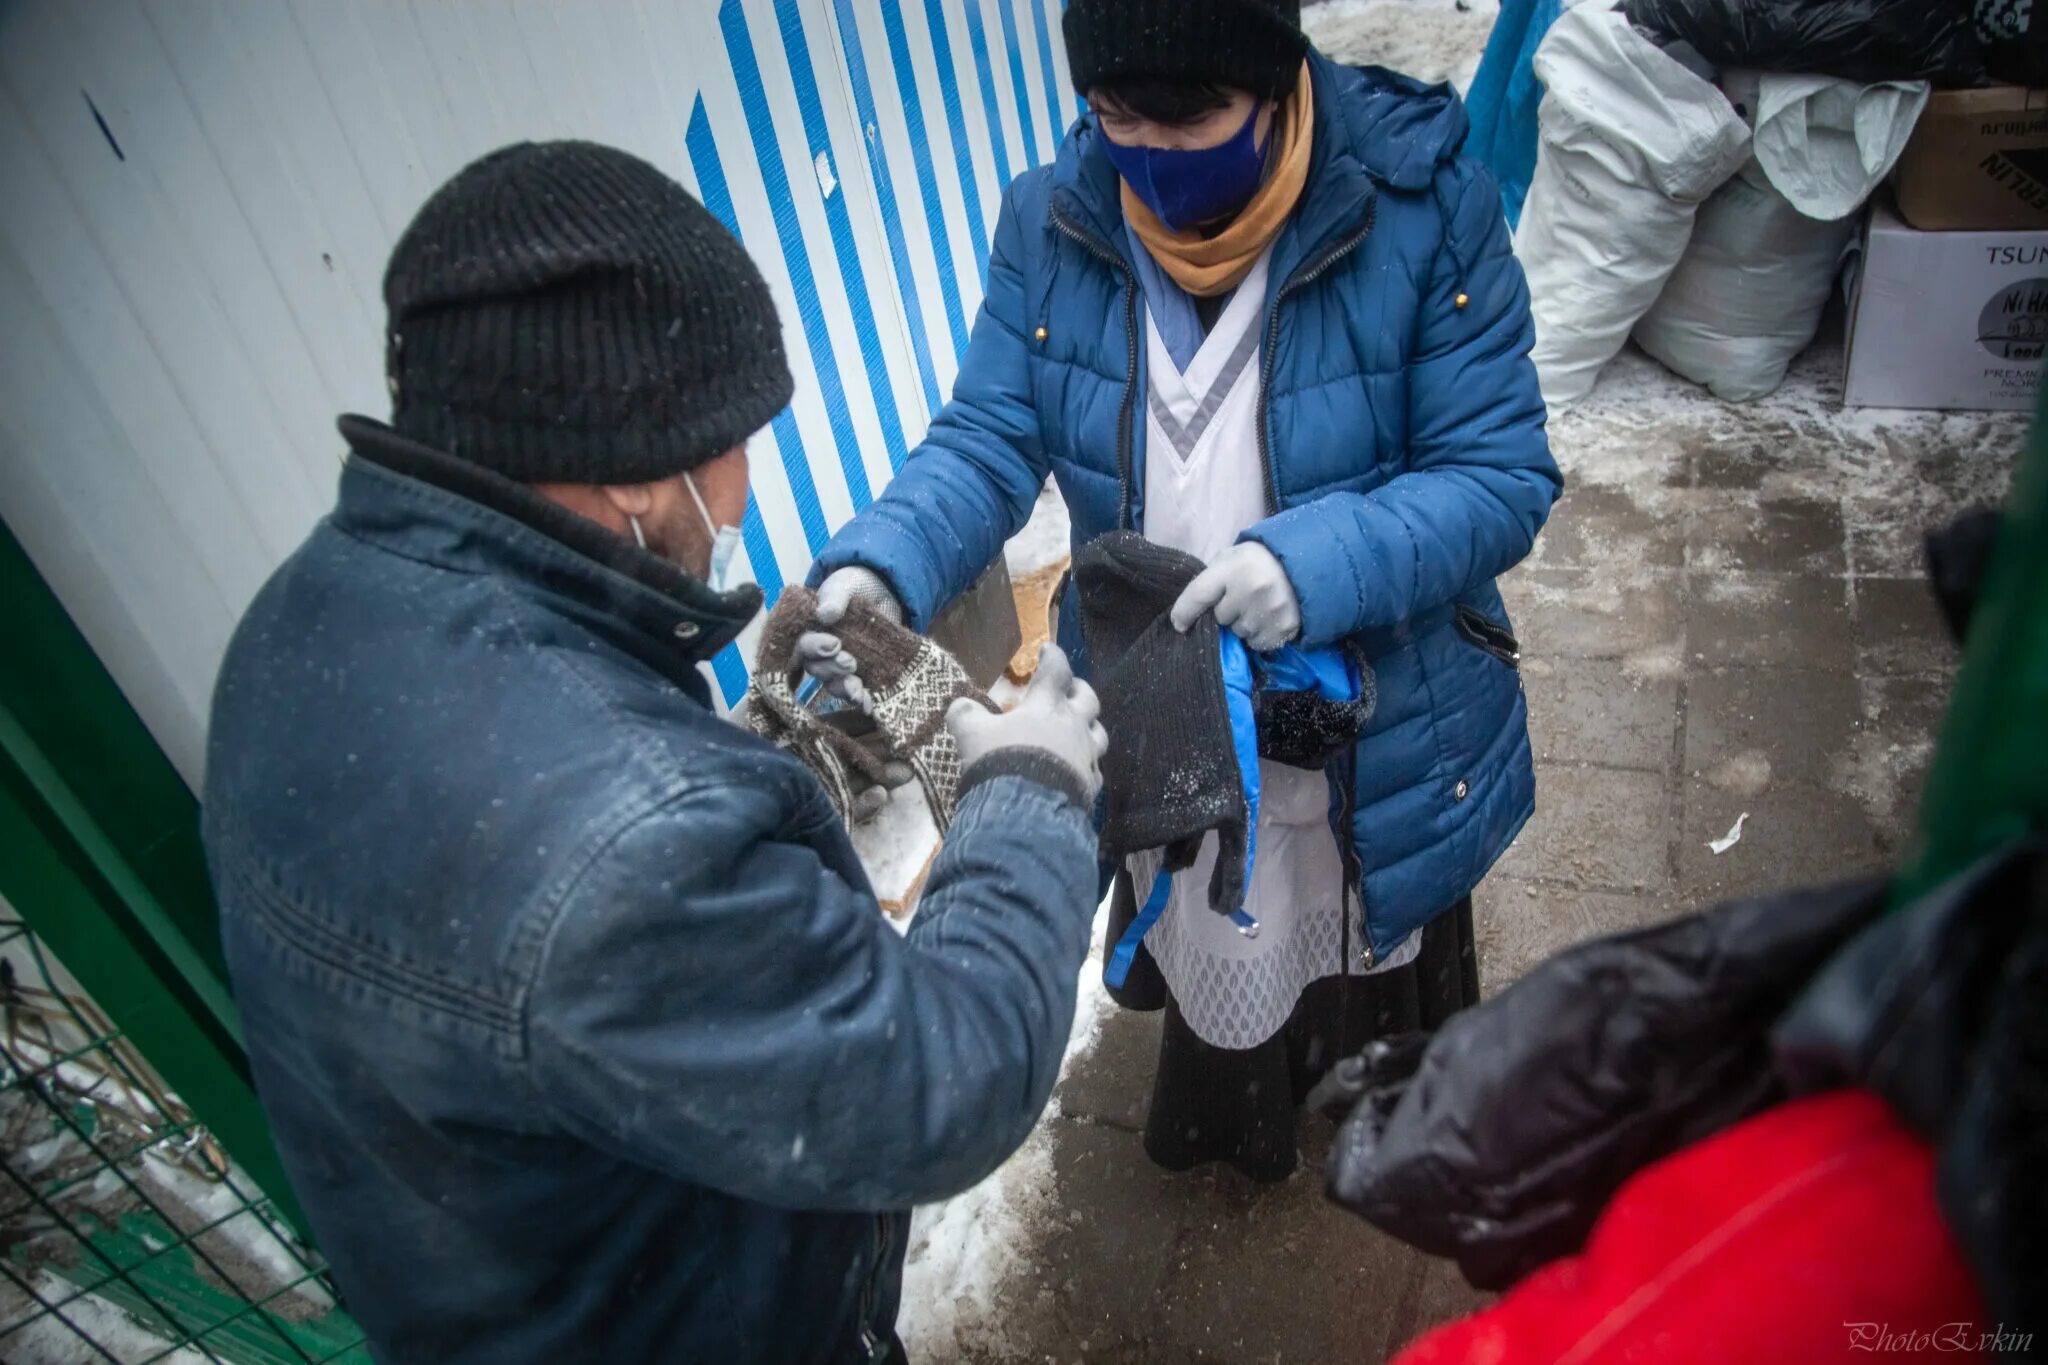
1076,531,1248,917
383,141,793,484
1063,0,1308,102
1255,646,1376,769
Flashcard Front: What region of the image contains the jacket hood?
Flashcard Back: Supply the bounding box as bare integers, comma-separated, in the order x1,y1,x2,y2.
1050,50,1470,245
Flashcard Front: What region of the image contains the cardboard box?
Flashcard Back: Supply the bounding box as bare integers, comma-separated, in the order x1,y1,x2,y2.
1894,86,2048,232
1844,199,2048,410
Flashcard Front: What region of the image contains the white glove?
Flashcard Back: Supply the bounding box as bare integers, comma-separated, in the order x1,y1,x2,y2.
946,646,1109,801
1169,542,1302,652
815,566,904,627
794,631,871,714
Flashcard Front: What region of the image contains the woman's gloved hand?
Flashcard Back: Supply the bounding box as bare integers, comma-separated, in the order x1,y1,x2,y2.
1170,542,1302,652
946,646,1109,802
814,566,905,626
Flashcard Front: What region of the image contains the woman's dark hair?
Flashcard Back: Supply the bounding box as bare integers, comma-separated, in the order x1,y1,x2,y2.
1089,78,1236,127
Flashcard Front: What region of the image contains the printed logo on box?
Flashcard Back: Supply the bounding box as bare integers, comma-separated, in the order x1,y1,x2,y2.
1978,277,2048,360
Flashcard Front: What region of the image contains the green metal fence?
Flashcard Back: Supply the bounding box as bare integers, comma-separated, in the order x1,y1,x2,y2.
0,911,367,1362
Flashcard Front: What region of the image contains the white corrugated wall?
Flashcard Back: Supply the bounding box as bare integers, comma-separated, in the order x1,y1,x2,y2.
0,0,1080,787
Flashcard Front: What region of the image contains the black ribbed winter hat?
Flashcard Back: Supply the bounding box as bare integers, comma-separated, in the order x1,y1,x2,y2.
1076,532,1249,918
1063,0,1308,103
383,140,793,485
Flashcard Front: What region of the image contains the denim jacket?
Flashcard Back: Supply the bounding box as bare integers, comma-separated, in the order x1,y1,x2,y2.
202,419,1101,1363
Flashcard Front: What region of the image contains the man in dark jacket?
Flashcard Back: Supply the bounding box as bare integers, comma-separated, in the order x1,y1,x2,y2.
202,141,1107,1364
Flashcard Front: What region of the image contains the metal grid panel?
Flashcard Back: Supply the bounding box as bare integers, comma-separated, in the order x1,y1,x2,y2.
0,915,367,1364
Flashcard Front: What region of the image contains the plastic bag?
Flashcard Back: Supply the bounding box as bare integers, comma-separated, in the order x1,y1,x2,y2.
1634,73,1927,402
1518,1,1752,409
1463,0,1568,226
1622,0,1983,85
1324,876,1888,1291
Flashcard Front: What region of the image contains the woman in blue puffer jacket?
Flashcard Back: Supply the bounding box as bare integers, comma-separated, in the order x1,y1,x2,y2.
811,0,1561,1181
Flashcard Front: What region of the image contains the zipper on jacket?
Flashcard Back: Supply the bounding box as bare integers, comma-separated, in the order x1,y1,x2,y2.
1258,199,1380,969
1455,605,1523,670
1331,746,1376,972
1256,198,1380,516
856,1213,895,1362
1050,206,1142,530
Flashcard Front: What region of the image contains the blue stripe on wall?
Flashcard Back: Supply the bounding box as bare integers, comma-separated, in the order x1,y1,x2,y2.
921,0,992,280
962,0,1016,188
686,96,829,557
712,643,749,707
830,0,943,419
1029,0,1071,153
993,0,1042,169
880,3,970,361
720,0,874,519
772,1,913,473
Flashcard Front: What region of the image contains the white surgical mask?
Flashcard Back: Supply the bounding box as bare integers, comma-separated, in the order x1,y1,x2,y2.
684,471,745,593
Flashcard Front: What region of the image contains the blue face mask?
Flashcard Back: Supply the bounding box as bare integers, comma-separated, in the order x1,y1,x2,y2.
1101,102,1269,234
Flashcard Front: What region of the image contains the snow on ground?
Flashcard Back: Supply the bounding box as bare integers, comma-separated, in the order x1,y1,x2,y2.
896,896,1116,1360
1304,0,1499,92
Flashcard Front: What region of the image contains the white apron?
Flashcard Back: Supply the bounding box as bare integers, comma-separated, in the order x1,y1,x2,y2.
1129,250,1416,1052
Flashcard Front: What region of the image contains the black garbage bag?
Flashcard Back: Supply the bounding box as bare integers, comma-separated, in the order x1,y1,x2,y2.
1775,841,2048,1339
1622,0,1984,85
1323,877,1887,1291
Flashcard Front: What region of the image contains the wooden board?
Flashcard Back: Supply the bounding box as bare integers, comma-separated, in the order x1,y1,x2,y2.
1006,558,1071,683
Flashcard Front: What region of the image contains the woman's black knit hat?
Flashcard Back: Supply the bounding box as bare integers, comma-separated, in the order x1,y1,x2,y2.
383,140,793,485
1063,0,1308,103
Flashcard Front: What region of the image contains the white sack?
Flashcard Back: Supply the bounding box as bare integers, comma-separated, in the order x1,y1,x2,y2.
1743,71,1929,222
1634,160,1855,401
1634,72,1927,403
1517,1,1752,410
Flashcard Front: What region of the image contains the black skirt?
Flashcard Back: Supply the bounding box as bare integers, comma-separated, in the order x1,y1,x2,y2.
1103,872,1481,1183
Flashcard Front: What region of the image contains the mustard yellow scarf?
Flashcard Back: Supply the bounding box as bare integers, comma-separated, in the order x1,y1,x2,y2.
1121,63,1314,298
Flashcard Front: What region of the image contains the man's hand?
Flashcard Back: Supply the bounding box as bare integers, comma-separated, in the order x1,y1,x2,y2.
794,631,871,714
947,646,1109,801
803,568,904,713
1169,542,1301,652
815,566,904,627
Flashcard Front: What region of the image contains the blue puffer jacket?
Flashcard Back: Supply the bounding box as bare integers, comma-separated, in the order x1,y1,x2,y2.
203,421,1101,1363
816,54,1561,957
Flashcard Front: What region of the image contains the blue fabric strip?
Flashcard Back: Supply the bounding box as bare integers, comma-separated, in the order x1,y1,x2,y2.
880,3,971,362
922,0,993,279
720,0,874,517
775,2,914,473
961,0,1017,192
1255,643,1358,700
1027,0,1071,154
994,0,1043,171
1219,629,1260,911
687,97,830,554
1104,866,1172,989
1126,225,1204,373
830,0,944,419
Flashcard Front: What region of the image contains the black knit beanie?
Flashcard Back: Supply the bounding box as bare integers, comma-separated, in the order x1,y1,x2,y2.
383,141,793,485
1063,0,1308,103
1076,531,1249,918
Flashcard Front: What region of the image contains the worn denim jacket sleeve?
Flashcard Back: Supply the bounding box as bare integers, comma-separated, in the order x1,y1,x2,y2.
525,773,1099,1213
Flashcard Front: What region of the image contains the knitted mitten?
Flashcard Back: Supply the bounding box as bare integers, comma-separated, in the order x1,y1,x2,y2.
748,588,897,821
748,586,991,829
1075,531,1248,916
